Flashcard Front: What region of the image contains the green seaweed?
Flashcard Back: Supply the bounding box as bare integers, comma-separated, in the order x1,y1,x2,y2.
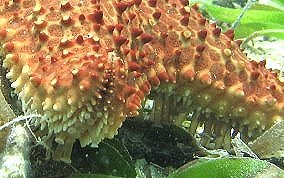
71,139,136,178
70,174,123,178
195,1,284,39
168,157,273,178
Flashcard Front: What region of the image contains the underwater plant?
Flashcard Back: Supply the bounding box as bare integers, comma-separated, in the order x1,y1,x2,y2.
0,0,284,177
0,0,283,160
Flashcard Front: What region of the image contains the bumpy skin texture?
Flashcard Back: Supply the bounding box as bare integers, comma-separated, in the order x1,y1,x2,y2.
0,0,283,162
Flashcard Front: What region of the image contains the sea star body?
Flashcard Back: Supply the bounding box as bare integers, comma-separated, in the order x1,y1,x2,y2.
0,0,283,162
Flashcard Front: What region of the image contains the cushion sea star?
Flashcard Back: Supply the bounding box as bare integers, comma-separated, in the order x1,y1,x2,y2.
0,0,283,162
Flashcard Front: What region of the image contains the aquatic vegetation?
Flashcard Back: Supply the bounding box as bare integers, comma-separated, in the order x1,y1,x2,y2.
198,0,284,40
168,157,284,178
0,0,284,165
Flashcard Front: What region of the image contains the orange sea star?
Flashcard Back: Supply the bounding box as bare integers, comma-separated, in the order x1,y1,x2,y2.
0,0,283,162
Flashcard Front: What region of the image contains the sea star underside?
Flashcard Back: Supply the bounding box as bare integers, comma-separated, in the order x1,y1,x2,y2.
0,0,283,162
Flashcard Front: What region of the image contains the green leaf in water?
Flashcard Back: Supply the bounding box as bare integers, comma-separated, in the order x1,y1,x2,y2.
235,24,284,39
258,0,284,11
71,140,136,178
196,2,284,39
202,3,284,24
167,157,281,178
70,173,123,178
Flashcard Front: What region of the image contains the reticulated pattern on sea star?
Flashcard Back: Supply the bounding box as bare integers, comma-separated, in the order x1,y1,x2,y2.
0,0,283,162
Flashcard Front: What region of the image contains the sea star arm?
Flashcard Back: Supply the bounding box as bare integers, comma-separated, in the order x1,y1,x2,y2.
138,0,284,147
